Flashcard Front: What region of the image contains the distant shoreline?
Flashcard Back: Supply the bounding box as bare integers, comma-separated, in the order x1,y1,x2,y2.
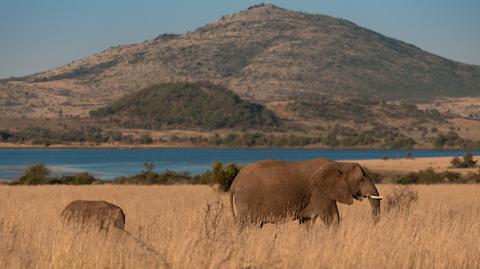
0,142,477,151
0,142,200,150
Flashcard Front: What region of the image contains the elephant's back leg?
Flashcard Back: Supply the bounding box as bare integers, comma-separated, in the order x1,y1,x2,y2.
232,191,260,225
112,208,126,229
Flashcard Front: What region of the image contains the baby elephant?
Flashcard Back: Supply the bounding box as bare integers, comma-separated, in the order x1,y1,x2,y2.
61,200,125,230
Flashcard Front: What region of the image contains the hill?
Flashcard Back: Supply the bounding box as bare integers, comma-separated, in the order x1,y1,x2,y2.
1,4,480,149
89,82,280,130
1,4,479,118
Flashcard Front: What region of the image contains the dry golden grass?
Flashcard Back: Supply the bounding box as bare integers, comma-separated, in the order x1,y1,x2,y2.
1,184,479,268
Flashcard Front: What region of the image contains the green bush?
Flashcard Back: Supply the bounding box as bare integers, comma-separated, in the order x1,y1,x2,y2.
70,173,97,184
414,168,445,184
450,152,478,168
110,162,192,185
465,172,480,183
115,170,191,185
450,157,463,168
0,130,12,141
49,173,97,185
394,174,418,185
462,152,477,167
18,164,50,185
191,171,213,185
393,168,463,184
211,162,240,191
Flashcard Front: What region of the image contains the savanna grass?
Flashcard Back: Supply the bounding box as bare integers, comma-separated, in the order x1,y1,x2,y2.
0,184,479,268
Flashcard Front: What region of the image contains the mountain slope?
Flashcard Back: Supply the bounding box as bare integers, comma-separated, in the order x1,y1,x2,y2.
1,4,479,118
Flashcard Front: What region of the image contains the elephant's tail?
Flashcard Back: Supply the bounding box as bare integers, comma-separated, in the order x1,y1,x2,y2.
229,190,236,219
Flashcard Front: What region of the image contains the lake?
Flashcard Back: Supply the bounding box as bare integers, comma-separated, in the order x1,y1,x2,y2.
0,148,477,180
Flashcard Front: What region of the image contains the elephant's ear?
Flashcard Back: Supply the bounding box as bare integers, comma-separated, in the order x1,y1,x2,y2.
343,163,364,186
313,163,354,205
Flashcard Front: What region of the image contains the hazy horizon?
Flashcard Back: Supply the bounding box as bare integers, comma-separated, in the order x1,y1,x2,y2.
1,0,479,79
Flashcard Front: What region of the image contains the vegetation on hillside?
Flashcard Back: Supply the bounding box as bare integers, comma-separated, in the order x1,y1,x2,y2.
319,124,417,149
1,93,479,149
201,127,417,149
288,97,446,123
433,131,480,149
3,125,480,149
0,126,135,145
90,82,280,130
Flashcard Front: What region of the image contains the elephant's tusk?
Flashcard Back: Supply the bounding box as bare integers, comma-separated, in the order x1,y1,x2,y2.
369,195,383,200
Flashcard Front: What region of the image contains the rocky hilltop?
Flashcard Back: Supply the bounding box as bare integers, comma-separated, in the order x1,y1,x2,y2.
1,4,479,118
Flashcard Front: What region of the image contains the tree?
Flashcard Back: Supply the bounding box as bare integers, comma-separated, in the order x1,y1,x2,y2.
139,134,154,144
450,152,477,168
433,134,446,149
463,152,477,168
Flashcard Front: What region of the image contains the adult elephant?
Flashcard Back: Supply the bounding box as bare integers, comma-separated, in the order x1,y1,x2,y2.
229,158,382,226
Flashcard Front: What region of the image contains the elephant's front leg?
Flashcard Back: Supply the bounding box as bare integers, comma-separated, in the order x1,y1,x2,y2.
320,201,340,226
298,216,318,230
303,193,340,226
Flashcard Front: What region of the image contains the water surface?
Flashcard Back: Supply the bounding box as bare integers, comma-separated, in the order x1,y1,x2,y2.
0,148,477,180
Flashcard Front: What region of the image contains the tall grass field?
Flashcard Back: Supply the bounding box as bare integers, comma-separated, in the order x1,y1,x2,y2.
0,185,479,268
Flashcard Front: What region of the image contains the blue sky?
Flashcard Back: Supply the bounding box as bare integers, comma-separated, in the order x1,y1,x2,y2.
0,0,479,79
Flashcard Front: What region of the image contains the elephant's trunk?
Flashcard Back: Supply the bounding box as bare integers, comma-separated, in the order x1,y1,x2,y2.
362,172,381,223
368,196,381,223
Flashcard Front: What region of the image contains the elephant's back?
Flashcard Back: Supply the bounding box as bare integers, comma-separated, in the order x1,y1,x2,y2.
61,200,125,229
63,200,121,213
239,158,333,173
238,160,297,175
